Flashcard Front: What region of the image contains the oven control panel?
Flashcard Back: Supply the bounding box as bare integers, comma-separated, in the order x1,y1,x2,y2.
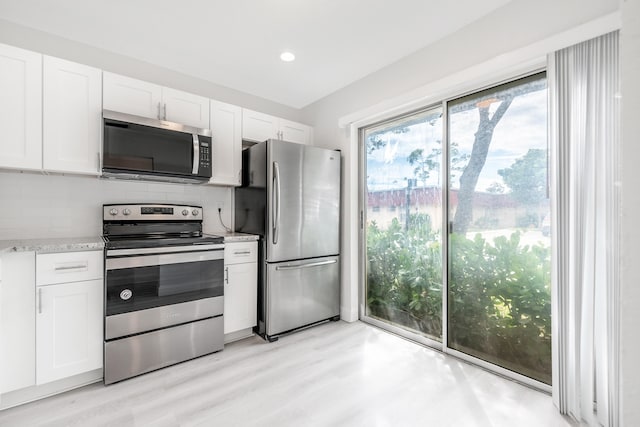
104,204,203,221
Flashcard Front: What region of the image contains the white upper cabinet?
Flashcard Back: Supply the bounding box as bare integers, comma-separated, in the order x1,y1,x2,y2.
0,44,42,171
242,108,312,145
162,87,210,129
280,118,313,146
242,109,279,143
43,56,102,175
102,72,161,119
103,72,210,129
209,100,242,186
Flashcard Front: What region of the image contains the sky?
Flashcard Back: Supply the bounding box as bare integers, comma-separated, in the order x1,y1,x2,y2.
366,86,548,193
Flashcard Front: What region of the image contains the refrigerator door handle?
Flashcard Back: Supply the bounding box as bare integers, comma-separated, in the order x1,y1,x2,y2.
272,161,281,245
275,259,337,271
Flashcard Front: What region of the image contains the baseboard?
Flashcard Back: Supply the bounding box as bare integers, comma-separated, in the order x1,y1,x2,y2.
0,369,103,410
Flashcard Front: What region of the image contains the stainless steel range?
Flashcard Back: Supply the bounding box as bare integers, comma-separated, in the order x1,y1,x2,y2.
102,203,224,384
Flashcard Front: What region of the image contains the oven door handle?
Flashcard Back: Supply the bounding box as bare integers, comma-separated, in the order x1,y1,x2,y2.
106,250,223,270
106,243,225,257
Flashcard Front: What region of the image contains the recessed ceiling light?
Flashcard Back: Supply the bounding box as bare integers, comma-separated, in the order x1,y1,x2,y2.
280,51,295,62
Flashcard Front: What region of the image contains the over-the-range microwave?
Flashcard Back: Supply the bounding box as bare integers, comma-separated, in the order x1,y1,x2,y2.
102,110,212,184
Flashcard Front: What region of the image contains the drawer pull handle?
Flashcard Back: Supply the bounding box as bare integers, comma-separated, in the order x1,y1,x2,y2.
233,251,251,255
54,263,88,272
225,267,229,284
275,259,337,271
38,288,43,314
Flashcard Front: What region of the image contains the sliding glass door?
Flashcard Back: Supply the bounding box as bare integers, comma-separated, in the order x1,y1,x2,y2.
363,107,443,342
361,72,551,385
447,74,551,384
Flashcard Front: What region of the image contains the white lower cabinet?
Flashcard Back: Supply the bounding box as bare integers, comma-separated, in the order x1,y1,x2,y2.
36,279,103,385
35,250,104,386
224,241,258,337
0,252,36,394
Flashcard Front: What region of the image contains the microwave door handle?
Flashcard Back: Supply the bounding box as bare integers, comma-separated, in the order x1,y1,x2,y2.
192,134,200,175
273,161,280,245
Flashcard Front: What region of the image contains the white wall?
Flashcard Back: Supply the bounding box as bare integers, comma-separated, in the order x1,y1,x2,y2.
0,18,304,242
301,0,620,322
0,171,233,240
0,19,303,123
620,0,640,425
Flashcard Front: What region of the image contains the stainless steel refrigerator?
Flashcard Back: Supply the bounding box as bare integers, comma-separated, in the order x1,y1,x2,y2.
235,139,340,342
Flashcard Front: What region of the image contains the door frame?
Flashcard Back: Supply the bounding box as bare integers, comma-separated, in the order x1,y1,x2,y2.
357,70,552,393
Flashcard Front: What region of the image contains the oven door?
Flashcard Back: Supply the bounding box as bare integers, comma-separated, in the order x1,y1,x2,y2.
105,247,224,318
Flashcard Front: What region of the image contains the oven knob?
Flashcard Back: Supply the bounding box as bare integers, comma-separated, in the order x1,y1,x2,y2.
120,289,133,301
109,208,118,216
123,208,131,216
192,209,199,216
182,209,189,216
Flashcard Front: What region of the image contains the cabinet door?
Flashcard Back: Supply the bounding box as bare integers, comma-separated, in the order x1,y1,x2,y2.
224,262,258,334
0,252,36,394
162,87,210,129
43,56,102,174
242,109,278,143
0,44,42,171
280,119,312,145
102,72,162,119
36,279,103,385
209,100,242,186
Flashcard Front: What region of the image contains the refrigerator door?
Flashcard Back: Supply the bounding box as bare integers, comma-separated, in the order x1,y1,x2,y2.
266,255,340,337
266,141,340,262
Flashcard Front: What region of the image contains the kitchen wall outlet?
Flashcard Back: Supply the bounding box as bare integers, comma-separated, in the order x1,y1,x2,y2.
216,200,224,211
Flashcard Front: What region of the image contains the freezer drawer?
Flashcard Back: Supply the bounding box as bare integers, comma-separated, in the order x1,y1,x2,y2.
266,255,340,337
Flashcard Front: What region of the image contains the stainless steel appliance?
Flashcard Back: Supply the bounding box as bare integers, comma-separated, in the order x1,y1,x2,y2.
235,140,341,342
102,203,224,384
102,110,212,184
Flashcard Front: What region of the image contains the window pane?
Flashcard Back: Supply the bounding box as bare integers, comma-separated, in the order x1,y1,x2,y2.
364,107,443,341
447,73,551,384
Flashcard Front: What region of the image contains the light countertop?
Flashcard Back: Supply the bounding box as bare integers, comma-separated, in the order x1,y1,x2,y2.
221,232,260,242
0,237,105,254
0,233,257,254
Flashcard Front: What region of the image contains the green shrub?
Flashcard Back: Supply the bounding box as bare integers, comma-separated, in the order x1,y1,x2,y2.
366,220,551,384
367,214,442,338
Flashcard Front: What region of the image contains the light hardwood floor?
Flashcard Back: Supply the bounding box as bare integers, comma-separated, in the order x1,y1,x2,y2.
0,321,575,427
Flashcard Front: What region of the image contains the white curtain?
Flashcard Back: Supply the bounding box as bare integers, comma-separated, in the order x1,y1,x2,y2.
549,31,620,426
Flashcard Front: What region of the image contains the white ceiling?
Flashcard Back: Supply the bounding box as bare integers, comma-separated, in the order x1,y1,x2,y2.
0,0,511,109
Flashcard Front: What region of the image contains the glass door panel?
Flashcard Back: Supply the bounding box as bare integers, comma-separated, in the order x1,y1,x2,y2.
364,107,443,341
447,73,551,384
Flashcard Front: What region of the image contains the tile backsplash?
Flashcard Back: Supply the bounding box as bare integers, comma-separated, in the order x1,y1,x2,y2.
0,171,234,240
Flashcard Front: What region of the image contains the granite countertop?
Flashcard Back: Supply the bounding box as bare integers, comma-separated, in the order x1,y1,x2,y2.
0,237,105,254
0,233,257,253
222,232,260,242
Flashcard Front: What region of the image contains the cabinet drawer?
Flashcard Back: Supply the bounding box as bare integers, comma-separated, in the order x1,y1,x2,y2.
224,241,257,265
36,251,103,285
